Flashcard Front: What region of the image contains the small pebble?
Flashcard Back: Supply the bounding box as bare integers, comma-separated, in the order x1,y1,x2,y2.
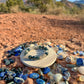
78,66,84,75
42,67,50,74
76,58,84,66
53,73,63,83
36,78,45,84
14,77,24,84
77,75,84,82
29,73,39,79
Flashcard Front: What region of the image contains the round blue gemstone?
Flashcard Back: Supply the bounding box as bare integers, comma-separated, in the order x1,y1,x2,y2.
73,52,77,55
59,47,62,50
56,45,59,47
58,55,63,60
48,45,52,48
36,78,45,84
0,72,5,77
42,67,50,74
19,73,28,80
29,73,40,79
14,77,24,84
79,51,83,56
14,47,23,53
57,50,63,54
76,58,84,66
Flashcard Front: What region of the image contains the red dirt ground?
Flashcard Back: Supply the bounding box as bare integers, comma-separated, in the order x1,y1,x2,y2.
0,13,84,84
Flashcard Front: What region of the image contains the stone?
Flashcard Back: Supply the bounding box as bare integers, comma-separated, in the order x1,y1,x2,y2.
0,72,5,77
36,78,45,84
38,69,43,76
7,81,15,84
45,42,51,45
3,59,10,66
29,73,40,79
76,58,84,66
61,68,68,74
9,59,15,64
42,67,50,74
59,81,69,84
78,66,84,75
73,52,77,55
66,64,76,68
7,71,16,77
59,47,63,50
14,77,24,84
5,76,14,83
53,73,63,83
64,71,71,78
79,51,84,56
14,46,23,53
77,75,84,82
71,67,78,72
57,50,63,54
19,73,28,80
63,76,69,81
65,57,71,63
57,55,64,60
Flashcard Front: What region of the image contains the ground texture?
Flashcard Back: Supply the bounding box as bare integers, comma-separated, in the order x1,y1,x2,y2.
0,13,84,84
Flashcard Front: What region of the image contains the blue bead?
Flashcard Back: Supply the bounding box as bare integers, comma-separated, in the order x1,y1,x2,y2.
57,50,63,54
14,77,24,84
58,55,63,60
7,50,11,54
76,51,79,54
36,78,45,84
42,67,50,74
76,58,84,66
59,47,62,50
61,68,68,74
48,45,52,48
19,73,28,80
0,72,5,77
29,73,40,79
73,52,77,55
56,45,59,47
79,51,83,56
14,47,23,53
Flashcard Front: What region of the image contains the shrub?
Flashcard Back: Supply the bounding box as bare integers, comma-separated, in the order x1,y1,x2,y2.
0,3,8,13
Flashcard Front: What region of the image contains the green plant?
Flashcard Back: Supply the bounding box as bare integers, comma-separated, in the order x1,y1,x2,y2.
0,3,8,13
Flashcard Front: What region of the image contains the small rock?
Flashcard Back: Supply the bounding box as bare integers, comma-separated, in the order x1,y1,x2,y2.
0,72,5,77
71,67,78,72
65,57,71,63
77,75,84,82
14,77,24,84
7,81,15,84
42,67,50,74
29,73,39,79
53,73,63,83
36,78,45,84
7,71,16,77
66,64,76,68
57,55,64,60
59,81,69,84
19,73,28,80
76,58,84,66
78,66,84,75
3,59,10,66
